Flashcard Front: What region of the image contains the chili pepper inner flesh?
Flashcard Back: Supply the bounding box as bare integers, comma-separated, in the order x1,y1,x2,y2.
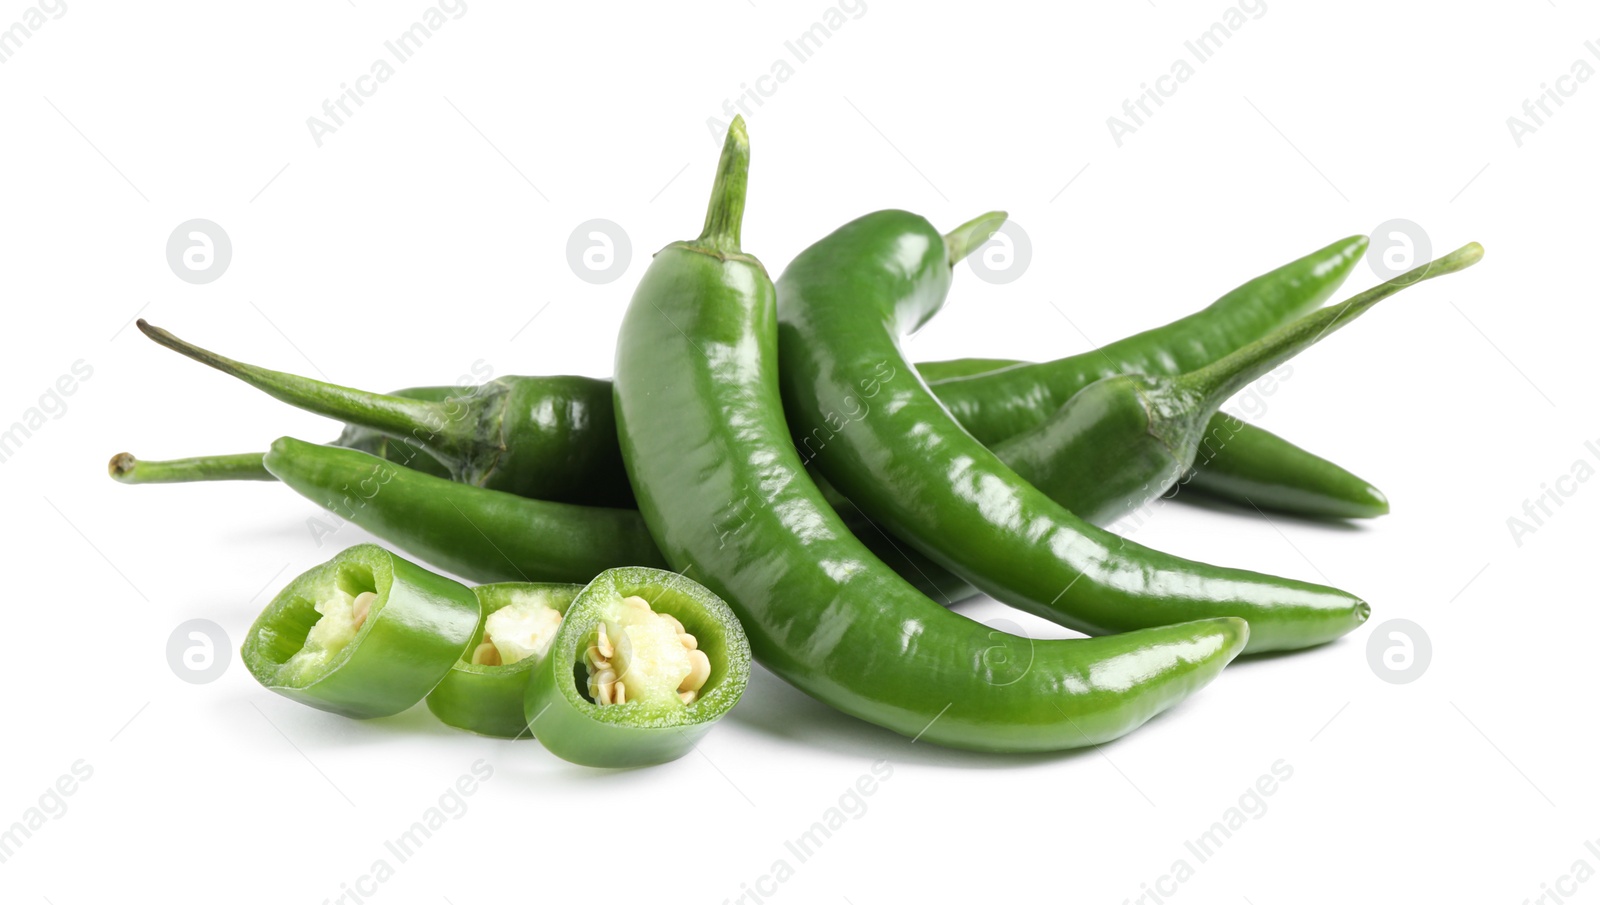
582,595,711,706
274,568,378,682
471,589,565,667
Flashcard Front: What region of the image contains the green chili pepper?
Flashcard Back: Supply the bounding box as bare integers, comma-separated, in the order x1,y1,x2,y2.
262,436,669,583
523,567,751,768
242,543,480,719
923,234,1372,444
994,244,1483,525
425,582,583,738
136,320,634,508
775,209,1371,654
115,436,976,604
1178,426,1389,519
613,118,1247,753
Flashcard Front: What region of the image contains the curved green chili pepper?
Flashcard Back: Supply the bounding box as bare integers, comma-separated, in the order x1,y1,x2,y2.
994,244,1483,525
523,567,751,768
164,436,969,603
1179,426,1389,519
136,320,634,508
263,436,669,583
924,234,1372,444
425,582,583,738
775,209,1369,654
613,118,1247,753
242,543,480,719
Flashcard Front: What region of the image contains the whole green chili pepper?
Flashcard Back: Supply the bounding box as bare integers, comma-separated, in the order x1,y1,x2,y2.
523,566,752,768
923,234,1371,444
263,436,669,583
242,543,480,719
994,244,1483,525
425,582,583,738
613,118,1247,753
130,436,974,604
775,209,1369,654
136,320,634,508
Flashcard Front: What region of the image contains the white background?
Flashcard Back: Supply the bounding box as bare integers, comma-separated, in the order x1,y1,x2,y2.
2,1,1594,902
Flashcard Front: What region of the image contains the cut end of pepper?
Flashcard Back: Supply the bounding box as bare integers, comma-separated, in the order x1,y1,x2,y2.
695,115,751,256
108,452,138,481
942,210,1008,267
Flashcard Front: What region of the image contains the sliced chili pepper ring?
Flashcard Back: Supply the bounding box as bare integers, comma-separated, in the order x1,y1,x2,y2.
524,567,751,768
242,544,480,719
426,582,583,738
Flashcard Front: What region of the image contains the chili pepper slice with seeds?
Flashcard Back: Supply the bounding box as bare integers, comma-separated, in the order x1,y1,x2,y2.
523,567,751,768
242,543,480,719
425,582,584,738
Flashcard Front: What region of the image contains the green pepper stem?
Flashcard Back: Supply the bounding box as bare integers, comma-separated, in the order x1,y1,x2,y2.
943,211,1008,266
136,320,473,460
696,116,750,255
108,451,274,484
1177,242,1484,406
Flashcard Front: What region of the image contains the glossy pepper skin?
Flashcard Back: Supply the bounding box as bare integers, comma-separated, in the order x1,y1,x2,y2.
425,582,583,738
136,321,634,508
993,244,1483,526
925,234,1372,445
241,544,480,719
613,118,1248,752
1179,426,1389,519
262,436,670,583
523,567,751,768
243,436,972,602
775,210,1369,654
918,360,1388,520
137,287,1384,522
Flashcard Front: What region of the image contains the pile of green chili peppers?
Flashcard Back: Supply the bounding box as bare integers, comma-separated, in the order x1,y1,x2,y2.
113,118,1484,763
